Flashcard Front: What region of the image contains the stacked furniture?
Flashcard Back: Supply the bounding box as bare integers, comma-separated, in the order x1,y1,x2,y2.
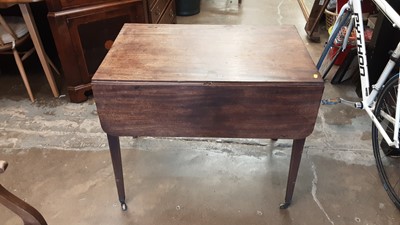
46,0,177,103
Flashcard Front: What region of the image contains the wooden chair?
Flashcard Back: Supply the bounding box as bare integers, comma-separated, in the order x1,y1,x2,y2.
0,8,60,102
0,160,47,225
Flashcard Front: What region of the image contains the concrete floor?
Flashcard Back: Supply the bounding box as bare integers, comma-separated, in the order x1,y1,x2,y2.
0,0,399,224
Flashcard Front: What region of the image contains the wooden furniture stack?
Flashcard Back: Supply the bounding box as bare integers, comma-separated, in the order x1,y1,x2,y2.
45,0,176,103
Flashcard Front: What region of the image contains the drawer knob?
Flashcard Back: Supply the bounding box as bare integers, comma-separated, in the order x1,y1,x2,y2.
104,40,114,50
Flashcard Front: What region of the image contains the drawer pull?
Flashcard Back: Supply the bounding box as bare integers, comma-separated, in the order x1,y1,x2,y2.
104,40,114,50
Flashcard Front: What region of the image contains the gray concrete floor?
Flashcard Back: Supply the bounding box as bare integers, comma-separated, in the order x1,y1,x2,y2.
0,0,399,224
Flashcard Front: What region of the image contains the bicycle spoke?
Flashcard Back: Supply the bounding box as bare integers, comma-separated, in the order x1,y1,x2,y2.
372,74,400,209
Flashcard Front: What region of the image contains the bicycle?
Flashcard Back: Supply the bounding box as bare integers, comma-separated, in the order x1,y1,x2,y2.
317,0,400,209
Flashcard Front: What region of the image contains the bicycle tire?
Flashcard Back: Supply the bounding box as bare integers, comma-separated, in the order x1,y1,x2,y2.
372,73,400,209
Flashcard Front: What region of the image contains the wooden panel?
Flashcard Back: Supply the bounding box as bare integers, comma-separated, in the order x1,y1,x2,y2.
46,0,116,11
47,0,145,102
147,0,156,8
0,0,41,3
149,0,168,22
158,0,175,24
93,82,323,139
66,3,144,81
94,24,320,83
304,0,329,42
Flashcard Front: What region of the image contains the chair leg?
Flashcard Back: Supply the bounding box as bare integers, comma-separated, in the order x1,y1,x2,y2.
45,53,61,76
13,48,34,102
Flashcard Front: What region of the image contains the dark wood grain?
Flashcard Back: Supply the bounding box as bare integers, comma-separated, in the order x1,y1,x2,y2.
0,0,42,3
93,82,323,139
94,24,319,83
155,0,175,24
46,0,115,11
149,0,168,22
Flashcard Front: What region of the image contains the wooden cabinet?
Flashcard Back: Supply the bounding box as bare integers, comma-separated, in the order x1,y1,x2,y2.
46,0,147,103
146,0,176,23
46,0,177,102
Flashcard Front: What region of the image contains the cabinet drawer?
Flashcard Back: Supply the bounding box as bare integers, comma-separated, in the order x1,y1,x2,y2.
150,0,169,23
158,0,176,24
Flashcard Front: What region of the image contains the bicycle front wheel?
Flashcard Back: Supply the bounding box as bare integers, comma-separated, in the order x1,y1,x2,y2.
372,73,400,209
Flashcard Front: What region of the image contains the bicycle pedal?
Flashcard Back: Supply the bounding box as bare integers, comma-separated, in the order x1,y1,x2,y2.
321,98,341,105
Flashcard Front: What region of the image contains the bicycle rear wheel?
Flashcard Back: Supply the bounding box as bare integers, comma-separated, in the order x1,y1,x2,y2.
372,73,400,209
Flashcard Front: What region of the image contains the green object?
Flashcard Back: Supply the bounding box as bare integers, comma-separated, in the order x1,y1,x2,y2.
176,0,201,16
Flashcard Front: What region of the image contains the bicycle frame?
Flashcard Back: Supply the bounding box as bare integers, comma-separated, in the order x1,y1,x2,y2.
325,0,400,148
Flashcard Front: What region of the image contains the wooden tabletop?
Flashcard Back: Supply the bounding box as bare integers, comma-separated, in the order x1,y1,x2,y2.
94,24,320,84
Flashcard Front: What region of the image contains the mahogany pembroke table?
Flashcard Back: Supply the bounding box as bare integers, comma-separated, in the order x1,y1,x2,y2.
92,24,324,211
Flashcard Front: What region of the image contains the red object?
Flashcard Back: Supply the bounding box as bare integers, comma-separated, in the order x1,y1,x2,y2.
332,0,376,66
336,0,346,13
328,26,356,65
336,0,376,14
328,25,373,66
328,43,353,65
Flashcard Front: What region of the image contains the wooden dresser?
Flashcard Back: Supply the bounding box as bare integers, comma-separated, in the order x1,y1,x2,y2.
46,0,176,102
46,0,147,103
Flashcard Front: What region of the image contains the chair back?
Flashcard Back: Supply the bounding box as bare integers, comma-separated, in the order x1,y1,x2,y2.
0,14,29,50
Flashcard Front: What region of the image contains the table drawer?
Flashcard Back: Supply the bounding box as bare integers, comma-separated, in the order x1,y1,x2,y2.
150,0,169,23
158,0,176,24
